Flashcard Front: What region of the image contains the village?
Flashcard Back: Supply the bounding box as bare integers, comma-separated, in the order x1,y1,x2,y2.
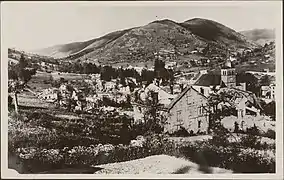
7,28,276,175
20,47,274,137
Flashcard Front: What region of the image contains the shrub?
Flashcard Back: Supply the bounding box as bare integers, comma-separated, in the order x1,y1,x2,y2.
240,134,261,149
263,129,276,139
8,95,13,107
178,141,275,173
246,124,260,136
170,126,190,137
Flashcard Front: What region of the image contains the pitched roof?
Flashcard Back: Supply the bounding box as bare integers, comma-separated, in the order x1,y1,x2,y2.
167,86,207,111
194,74,222,86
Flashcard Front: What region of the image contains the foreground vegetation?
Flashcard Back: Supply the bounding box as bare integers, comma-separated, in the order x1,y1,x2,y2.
8,108,275,174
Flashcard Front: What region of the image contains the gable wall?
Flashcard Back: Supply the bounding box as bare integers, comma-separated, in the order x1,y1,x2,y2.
165,88,209,134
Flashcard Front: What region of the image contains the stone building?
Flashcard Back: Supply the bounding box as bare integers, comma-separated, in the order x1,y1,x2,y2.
221,60,237,88
165,86,210,134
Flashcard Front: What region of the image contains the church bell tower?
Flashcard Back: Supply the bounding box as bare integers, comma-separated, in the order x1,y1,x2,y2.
221,51,236,88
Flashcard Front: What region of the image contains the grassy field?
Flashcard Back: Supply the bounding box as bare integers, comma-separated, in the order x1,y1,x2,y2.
51,71,89,81
17,92,56,109
27,71,53,92
235,62,275,73
27,70,89,93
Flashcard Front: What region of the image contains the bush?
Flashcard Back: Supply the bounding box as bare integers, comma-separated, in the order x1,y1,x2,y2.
240,134,261,149
170,126,190,137
11,131,275,173
246,124,260,136
14,142,170,173
179,141,275,173
9,110,134,152
263,129,275,139
8,95,13,107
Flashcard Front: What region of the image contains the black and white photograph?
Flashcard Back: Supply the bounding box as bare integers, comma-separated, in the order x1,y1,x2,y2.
1,1,283,178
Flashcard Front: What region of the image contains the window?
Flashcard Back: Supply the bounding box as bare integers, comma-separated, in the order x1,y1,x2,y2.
200,88,204,95
198,106,204,115
187,106,191,111
188,120,192,128
199,106,202,115
186,94,191,105
177,111,182,122
198,120,201,129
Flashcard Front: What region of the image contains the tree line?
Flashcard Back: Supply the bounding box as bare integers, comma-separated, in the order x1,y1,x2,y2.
58,59,175,86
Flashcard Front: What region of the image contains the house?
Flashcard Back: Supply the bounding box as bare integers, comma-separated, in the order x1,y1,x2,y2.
141,83,177,106
132,83,176,123
165,86,210,134
261,84,275,100
217,87,262,119
119,86,131,95
104,81,116,90
133,66,144,75
165,62,177,69
38,88,58,102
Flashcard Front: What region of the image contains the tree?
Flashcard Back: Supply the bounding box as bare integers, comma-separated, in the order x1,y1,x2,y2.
77,90,87,112
260,75,271,86
236,72,260,96
8,54,35,113
143,90,166,134
263,101,275,120
141,69,155,84
206,91,238,144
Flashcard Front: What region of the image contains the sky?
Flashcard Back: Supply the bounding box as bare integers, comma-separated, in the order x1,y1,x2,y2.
1,1,281,51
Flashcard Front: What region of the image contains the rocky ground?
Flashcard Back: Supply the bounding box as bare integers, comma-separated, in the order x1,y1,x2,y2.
93,155,233,174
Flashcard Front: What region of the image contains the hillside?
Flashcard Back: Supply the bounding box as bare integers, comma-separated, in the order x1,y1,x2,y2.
239,29,275,46
33,29,132,59
180,18,258,49
33,18,259,65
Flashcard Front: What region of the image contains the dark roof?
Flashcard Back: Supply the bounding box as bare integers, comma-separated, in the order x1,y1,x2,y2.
167,86,207,111
194,74,222,86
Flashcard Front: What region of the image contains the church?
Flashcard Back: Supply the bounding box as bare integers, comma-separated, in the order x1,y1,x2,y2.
192,58,262,119
165,57,262,134
192,59,246,97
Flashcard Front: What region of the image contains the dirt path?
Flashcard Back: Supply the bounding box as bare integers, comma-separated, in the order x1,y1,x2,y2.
93,155,233,174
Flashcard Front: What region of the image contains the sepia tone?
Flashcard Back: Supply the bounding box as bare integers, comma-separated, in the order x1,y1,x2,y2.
1,1,282,178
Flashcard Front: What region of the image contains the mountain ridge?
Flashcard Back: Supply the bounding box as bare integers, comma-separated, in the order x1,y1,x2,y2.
32,18,260,64
239,28,275,46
